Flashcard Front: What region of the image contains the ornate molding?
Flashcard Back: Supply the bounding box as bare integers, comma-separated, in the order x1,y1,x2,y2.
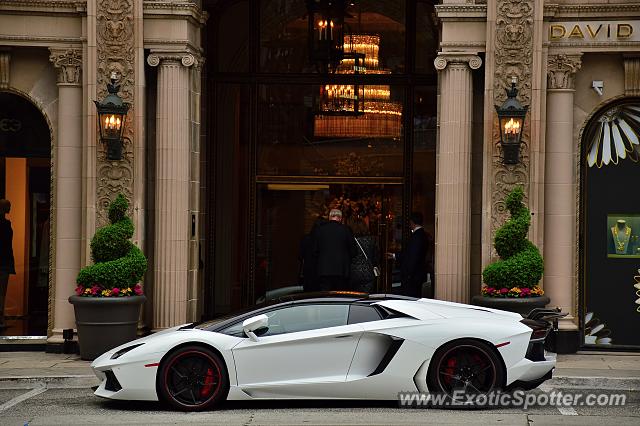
547,53,582,90
490,0,534,250
143,1,207,25
96,0,136,227
0,0,86,15
48,48,82,86
435,4,487,21
545,3,640,18
0,50,9,89
147,51,201,68
434,53,482,71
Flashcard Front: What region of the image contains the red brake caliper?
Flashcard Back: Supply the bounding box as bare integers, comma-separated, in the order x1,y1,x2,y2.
444,357,457,385
200,367,215,398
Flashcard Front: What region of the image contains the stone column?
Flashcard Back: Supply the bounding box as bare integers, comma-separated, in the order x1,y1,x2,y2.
434,53,482,303
48,48,83,343
147,52,197,329
544,53,581,340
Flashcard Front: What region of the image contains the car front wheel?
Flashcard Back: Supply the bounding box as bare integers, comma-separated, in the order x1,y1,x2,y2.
157,345,229,411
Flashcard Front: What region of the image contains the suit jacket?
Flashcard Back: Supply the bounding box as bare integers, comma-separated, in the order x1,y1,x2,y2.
313,221,357,278
0,217,15,274
398,227,429,284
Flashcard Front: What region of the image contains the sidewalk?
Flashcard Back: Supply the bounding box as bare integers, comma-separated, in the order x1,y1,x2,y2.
0,351,639,390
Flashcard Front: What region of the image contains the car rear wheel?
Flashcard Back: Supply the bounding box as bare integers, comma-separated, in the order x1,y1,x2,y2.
157,345,229,411
427,339,504,406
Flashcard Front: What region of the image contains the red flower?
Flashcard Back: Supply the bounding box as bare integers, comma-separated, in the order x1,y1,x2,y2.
75,286,84,296
91,285,100,295
112,287,120,296
499,288,509,294
134,284,143,295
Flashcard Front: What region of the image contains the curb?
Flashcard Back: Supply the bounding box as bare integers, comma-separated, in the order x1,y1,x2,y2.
0,375,99,390
547,375,640,391
1,374,638,391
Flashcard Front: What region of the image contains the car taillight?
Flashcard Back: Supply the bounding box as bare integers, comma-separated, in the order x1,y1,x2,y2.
520,318,550,341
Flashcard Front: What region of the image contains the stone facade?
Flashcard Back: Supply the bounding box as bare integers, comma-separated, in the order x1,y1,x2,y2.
0,0,639,352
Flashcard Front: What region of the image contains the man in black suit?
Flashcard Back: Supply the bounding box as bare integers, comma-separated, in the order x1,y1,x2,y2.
389,212,430,298
313,209,357,291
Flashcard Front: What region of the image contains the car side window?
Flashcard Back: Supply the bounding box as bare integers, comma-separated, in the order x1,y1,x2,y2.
261,304,349,336
348,304,382,324
221,304,350,338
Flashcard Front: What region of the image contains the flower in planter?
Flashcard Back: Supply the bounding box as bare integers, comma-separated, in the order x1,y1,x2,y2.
75,194,147,297
481,186,544,298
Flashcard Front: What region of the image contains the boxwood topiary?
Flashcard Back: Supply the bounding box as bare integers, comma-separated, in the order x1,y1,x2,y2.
482,186,544,293
76,194,147,293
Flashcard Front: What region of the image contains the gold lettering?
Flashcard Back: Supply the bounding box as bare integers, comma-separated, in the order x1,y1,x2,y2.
550,25,566,41
586,24,603,39
568,24,585,39
617,24,633,38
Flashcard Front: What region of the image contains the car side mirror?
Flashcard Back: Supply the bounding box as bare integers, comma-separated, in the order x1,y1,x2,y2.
242,314,268,342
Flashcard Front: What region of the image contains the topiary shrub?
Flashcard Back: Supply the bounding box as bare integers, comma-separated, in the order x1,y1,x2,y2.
482,186,544,297
75,194,147,297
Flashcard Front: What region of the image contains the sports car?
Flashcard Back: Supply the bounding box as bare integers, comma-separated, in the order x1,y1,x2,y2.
91,292,562,411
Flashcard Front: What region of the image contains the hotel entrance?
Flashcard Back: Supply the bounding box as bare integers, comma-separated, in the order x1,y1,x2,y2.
203,0,439,317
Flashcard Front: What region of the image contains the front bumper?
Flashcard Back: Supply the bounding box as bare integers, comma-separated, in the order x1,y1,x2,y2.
91,350,162,401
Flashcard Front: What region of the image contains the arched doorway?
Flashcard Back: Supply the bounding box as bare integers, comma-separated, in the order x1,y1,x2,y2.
0,91,51,336
580,97,640,349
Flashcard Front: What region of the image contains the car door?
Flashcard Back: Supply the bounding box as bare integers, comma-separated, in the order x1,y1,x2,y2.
231,303,363,389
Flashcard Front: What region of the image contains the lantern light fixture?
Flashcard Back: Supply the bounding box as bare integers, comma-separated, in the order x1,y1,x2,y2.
94,71,130,161
307,0,350,73
495,76,528,164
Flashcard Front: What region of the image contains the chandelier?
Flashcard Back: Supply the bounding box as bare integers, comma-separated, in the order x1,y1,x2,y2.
314,34,403,138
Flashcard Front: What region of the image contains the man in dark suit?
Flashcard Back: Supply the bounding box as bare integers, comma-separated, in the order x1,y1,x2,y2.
313,209,357,291
389,212,430,298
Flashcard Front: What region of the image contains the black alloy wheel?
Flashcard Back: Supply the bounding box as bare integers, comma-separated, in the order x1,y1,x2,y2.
427,339,504,406
157,346,229,411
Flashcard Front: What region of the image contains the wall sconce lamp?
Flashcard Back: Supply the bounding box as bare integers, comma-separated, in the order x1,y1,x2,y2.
94,72,130,161
495,77,528,164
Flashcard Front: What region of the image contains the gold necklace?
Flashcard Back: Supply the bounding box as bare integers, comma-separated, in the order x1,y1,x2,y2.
613,225,631,252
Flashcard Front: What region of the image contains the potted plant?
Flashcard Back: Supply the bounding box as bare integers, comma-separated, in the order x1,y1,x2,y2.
69,194,147,360
472,186,549,316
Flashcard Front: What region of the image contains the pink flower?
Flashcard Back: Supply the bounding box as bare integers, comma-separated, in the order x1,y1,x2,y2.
75,286,84,296
499,288,509,294
111,287,120,296
521,287,531,294
134,284,143,296
91,285,100,295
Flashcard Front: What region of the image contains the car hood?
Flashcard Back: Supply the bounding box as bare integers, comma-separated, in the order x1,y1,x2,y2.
376,298,523,321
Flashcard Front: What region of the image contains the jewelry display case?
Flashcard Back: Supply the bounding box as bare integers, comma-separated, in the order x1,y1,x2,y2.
607,214,640,258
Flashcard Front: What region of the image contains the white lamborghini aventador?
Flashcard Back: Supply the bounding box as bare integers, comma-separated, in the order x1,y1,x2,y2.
91,293,563,411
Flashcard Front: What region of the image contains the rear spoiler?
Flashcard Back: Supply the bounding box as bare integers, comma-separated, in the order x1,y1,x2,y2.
525,307,567,330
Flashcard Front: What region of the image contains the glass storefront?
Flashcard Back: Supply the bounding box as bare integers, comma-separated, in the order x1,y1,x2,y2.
581,98,640,348
0,92,51,337
204,0,438,317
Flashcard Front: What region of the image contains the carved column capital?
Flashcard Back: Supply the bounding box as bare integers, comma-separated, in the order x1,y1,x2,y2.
547,53,582,90
49,48,82,86
434,53,482,71
147,51,201,68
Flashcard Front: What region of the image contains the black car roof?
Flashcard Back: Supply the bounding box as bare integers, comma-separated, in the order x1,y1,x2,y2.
190,292,417,332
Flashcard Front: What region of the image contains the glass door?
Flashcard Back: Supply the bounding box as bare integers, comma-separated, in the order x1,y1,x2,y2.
254,181,403,303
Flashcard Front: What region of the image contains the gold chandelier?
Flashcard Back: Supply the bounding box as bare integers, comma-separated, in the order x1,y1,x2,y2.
314,34,403,138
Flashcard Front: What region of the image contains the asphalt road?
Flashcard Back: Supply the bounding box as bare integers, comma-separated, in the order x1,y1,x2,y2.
1,386,639,425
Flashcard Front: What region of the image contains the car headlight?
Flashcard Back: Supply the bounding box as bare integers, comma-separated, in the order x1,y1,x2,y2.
111,343,145,359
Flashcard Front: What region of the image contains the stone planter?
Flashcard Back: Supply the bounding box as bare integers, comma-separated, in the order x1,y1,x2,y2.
471,295,550,317
69,295,146,360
